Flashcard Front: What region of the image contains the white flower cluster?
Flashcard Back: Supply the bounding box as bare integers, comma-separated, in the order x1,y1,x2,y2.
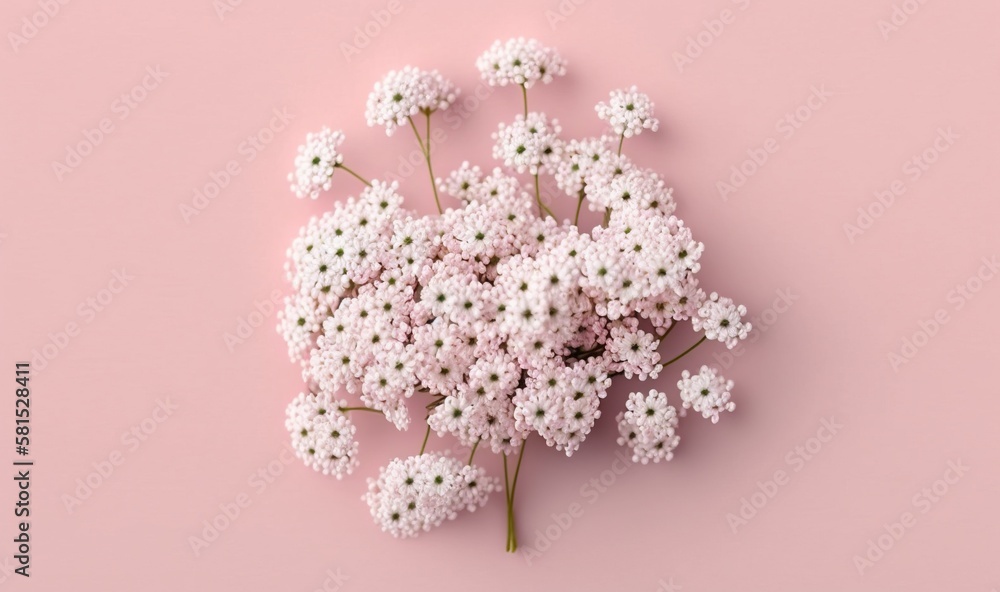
616,389,680,464
693,292,752,349
276,180,404,366
476,37,567,88
437,162,521,204
288,127,345,199
554,138,618,196
278,38,754,547
596,86,660,139
365,66,458,136
363,454,499,538
678,365,735,424
492,112,563,175
285,392,359,478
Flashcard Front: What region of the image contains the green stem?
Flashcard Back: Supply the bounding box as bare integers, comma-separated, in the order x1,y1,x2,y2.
502,453,512,551
502,453,511,505
662,335,707,368
573,189,585,226
520,84,528,117
418,422,431,455
335,164,371,187
533,174,543,215
337,406,380,413
660,320,680,341
467,440,480,465
425,112,443,214
510,439,526,500
407,116,426,150
408,115,443,214
507,439,527,552
508,503,515,552
533,174,554,218
617,132,625,156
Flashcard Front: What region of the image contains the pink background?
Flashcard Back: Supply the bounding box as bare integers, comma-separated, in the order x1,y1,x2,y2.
2,0,999,590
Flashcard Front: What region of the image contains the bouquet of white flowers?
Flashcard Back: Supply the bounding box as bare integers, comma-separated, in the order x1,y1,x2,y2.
278,38,751,552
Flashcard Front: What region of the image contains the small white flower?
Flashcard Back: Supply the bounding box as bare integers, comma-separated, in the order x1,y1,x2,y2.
438,161,484,203
288,127,345,199
678,365,735,424
285,392,359,478
616,390,680,464
606,325,662,380
360,340,418,430
476,37,567,89
276,293,324,364
603,169,675,215
492,112,562,175
554,138,617,197
596,86,659,139
693,292,752,349
363,453,500,538
365,66,458,136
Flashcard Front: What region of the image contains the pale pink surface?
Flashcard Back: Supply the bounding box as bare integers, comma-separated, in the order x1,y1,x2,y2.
2,0,999,590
